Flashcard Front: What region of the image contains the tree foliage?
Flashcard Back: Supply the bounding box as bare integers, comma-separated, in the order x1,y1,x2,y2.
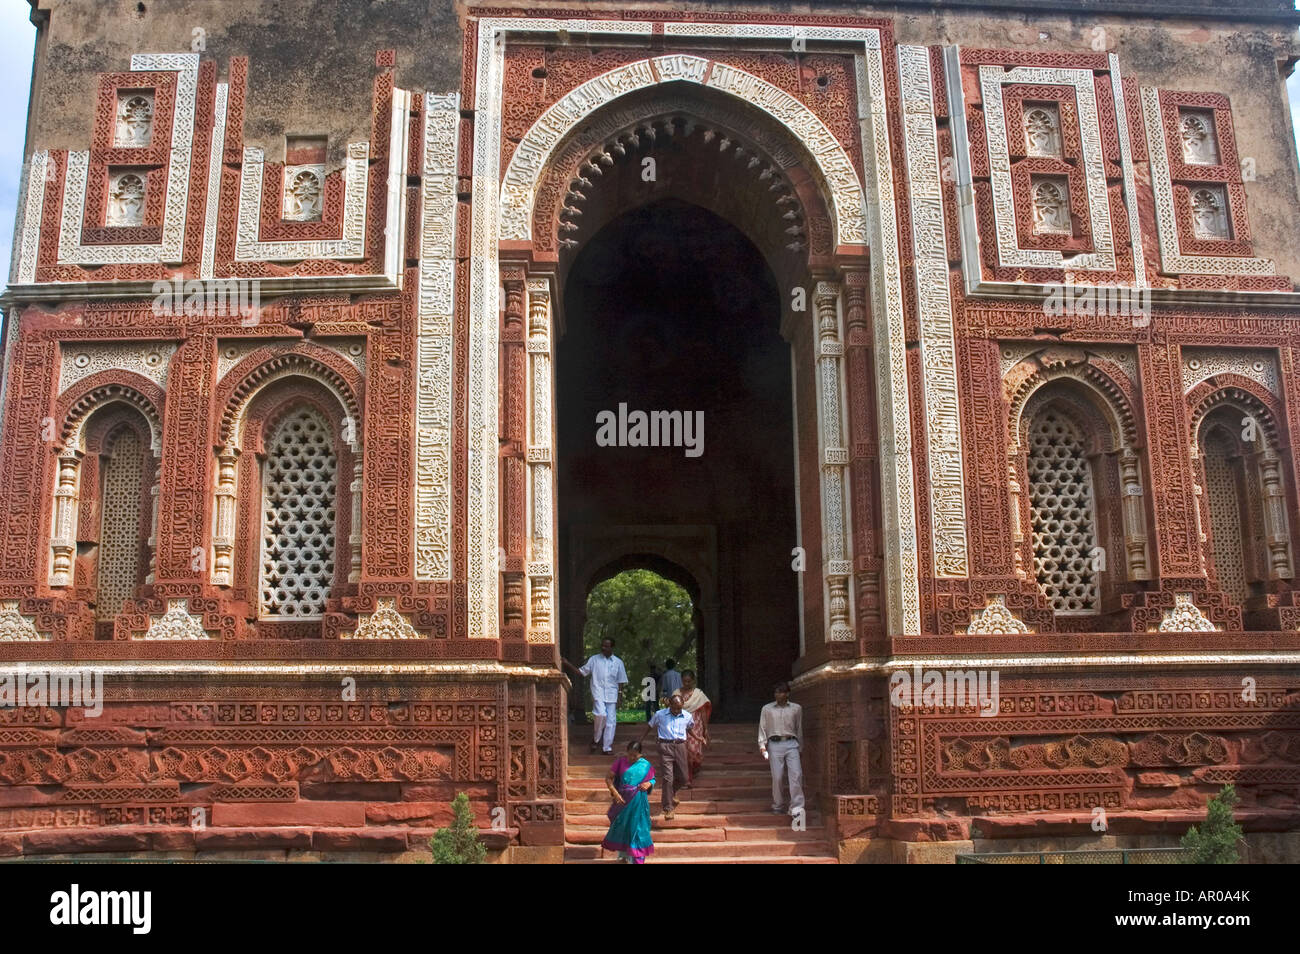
1180,784,1243,864
583,569,695,707
430,791,487,864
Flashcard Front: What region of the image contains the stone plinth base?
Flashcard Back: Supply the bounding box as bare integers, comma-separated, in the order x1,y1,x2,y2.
838,830,1300,863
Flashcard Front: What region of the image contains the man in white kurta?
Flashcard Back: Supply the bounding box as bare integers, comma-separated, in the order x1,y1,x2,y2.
563,638,628,754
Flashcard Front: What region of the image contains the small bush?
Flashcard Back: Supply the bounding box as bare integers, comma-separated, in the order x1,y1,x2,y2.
430,791,487,864
1180,784,1243,864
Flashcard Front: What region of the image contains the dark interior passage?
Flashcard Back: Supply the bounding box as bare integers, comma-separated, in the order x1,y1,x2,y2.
557,199,799,718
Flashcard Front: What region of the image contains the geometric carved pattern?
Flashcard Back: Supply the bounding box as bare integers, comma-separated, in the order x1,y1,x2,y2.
236,143,369,262
1027,410,1098,613
95,426,145,622
259,406,337,619
1203,430,1248,605
1140,86,1274,276
977,63,1115,271
55,54,199,267
59,342,176,395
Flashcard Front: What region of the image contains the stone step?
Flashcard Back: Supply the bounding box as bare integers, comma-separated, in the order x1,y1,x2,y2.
565,795,778,813
568,748,763,763
562,840,834,860
566,764,769,779
565,825,828,844
567,775,769,791
564,855,838,864
565,811,822,829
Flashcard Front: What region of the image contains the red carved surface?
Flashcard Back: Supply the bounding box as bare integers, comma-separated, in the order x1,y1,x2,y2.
2,13,1299,857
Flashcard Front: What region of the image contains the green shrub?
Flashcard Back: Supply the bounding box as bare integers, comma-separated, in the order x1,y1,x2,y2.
430,791,487,864
1180,784,1243,864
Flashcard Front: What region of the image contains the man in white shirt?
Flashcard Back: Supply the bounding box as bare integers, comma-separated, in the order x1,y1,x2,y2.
758,681,804,816
562,637,628,754
646,692,693,819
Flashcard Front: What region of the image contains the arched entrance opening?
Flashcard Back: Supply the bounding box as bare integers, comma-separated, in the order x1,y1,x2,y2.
580,562,698,721
501,71,868,723
557,196,799,720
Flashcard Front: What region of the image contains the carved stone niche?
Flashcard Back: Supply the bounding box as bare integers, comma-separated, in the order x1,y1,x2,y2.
283,166,324,222
106,170,146,227
114,90,154,148
1189,186,1230,240
283,134,327,222
1030,177,1071,234
1023,103,1062,158
1178,109,1220,166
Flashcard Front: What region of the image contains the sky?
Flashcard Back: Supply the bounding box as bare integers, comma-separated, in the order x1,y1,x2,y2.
0,3,1296,283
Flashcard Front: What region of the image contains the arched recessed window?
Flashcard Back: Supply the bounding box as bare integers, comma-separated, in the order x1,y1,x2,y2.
1196,400,1294,606
258,404,339,619
96,424,147,621
62,403,158,636
1201,424,1251,605
1027,407,1100,614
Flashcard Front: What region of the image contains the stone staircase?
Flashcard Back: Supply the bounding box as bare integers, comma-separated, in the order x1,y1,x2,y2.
563,722,838,864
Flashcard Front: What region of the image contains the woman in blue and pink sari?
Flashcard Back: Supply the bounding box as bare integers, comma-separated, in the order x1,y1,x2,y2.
602,740,656,863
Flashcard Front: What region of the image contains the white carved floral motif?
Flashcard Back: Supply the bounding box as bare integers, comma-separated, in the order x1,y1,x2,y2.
1178,110,1219,166
282,165,324,221
107,171,146,227
115,92,154,147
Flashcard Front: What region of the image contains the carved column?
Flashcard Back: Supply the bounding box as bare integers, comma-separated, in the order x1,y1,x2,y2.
499,265,527,631
842,271,881,635
1258,449,1293,579
1007,454,1025,578
210,446,238,586
48,449,81,587
814,280,853,641
525,276,556,643
1119,447,1152,580
145,465,161,585
348,454,363,584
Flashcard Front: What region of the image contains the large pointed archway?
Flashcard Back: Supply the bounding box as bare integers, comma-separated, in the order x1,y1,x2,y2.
494,59,875,720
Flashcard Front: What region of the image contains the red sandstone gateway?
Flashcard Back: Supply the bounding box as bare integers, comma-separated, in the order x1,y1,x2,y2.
0,0,1296,864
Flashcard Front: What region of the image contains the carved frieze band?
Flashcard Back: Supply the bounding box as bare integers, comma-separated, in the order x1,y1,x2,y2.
199,82,229,279
1108,54,1147,286
857,31,922,634
56,54,199,266
413,93,459,581
1140,86,1274,276
898,45,968,578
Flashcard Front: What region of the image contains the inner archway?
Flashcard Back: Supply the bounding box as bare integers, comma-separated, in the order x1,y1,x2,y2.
557,199,800,719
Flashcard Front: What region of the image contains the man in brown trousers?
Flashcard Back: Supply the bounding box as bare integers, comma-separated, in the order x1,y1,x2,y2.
646,691,694,820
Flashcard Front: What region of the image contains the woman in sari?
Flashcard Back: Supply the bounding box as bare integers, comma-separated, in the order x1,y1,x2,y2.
679,669,711,784
602,740,656,863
